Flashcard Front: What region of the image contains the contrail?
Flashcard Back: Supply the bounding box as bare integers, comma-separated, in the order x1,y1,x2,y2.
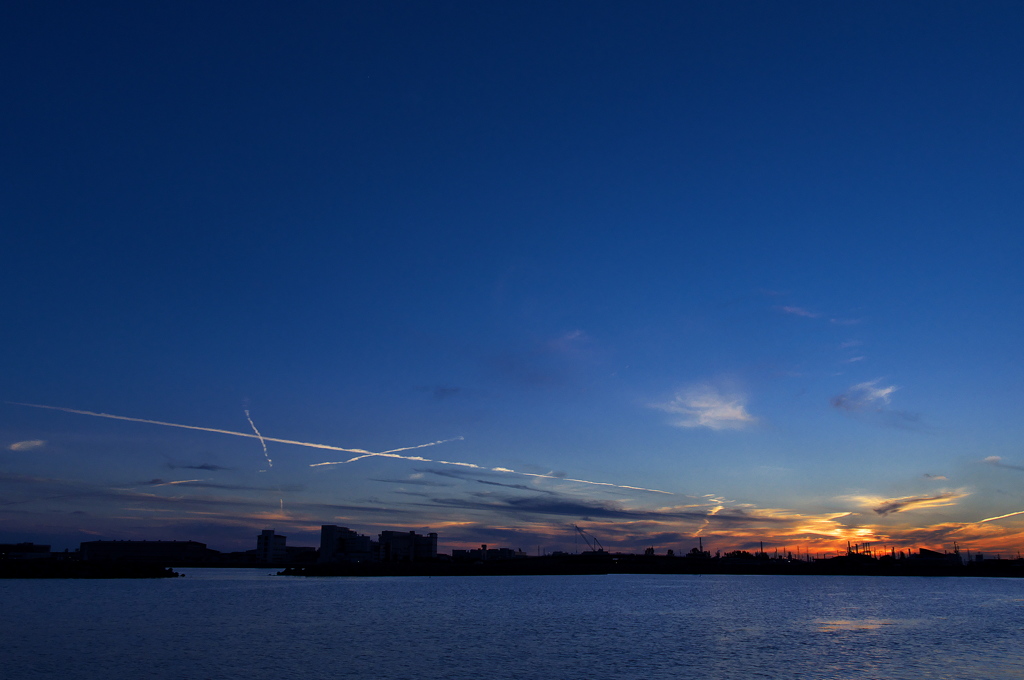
244,409,272,469
7,402,454,457
10,401,674,496
314,453,674,495
977,509,1024,523
310,437,468,465
522,472,673,495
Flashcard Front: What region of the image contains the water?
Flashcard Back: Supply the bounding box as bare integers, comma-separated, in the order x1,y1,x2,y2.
3,570,1022,679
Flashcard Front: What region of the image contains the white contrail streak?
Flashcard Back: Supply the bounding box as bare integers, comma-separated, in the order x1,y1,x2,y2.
520,472,674,495
7,402,452,457
314,454,674,495
244,409,273,469
977,509,1024,523
10,401,674,496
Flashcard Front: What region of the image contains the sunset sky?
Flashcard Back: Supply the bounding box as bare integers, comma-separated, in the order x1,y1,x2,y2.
3,2,1024,556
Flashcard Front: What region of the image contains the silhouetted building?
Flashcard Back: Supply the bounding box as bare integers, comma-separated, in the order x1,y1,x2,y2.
285,546,317,563
319,525,375,563
378,530,437,562
256,530,287,563
79,540,216,563
0,543,51,560
910,547,963,566
220,550,261,565
452,545,527,561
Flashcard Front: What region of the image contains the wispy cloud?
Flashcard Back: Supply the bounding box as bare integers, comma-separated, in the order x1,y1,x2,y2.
866,491,969,516
7,440,46,451
774,302,861,327
842,356,866,363
547,329,590,352
923,474,948,481
778,306,818,318
139,478,303,492
983,456,1024,472
652,385,755,430
831,379,897,411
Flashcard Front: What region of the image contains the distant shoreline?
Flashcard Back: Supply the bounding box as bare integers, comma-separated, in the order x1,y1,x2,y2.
4,553,1022,579
277,554,1024,579
0,561,179,579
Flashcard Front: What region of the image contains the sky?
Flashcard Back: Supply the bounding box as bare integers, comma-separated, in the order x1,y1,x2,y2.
3,1,1024,556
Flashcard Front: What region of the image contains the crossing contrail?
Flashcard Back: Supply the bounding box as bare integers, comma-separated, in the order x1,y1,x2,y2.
8,401,674,495
309,437,468,466
6,402,454,457
244,409,272,469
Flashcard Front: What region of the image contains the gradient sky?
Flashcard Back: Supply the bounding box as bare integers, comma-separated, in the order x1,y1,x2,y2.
3,1,1024,556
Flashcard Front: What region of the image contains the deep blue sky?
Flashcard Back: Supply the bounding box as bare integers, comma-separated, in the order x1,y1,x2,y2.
3,1,1024,554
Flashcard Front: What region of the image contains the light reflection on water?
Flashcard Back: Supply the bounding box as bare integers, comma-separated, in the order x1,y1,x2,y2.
2,570,1022,679
815,618,899,631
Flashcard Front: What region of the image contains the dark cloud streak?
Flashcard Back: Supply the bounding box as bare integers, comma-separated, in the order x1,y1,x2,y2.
985,456,1024,472
476,479,556,494
168,463,233,472
419,493,787,527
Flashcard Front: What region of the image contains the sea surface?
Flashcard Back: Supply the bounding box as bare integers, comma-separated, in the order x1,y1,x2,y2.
3,569,1023,679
